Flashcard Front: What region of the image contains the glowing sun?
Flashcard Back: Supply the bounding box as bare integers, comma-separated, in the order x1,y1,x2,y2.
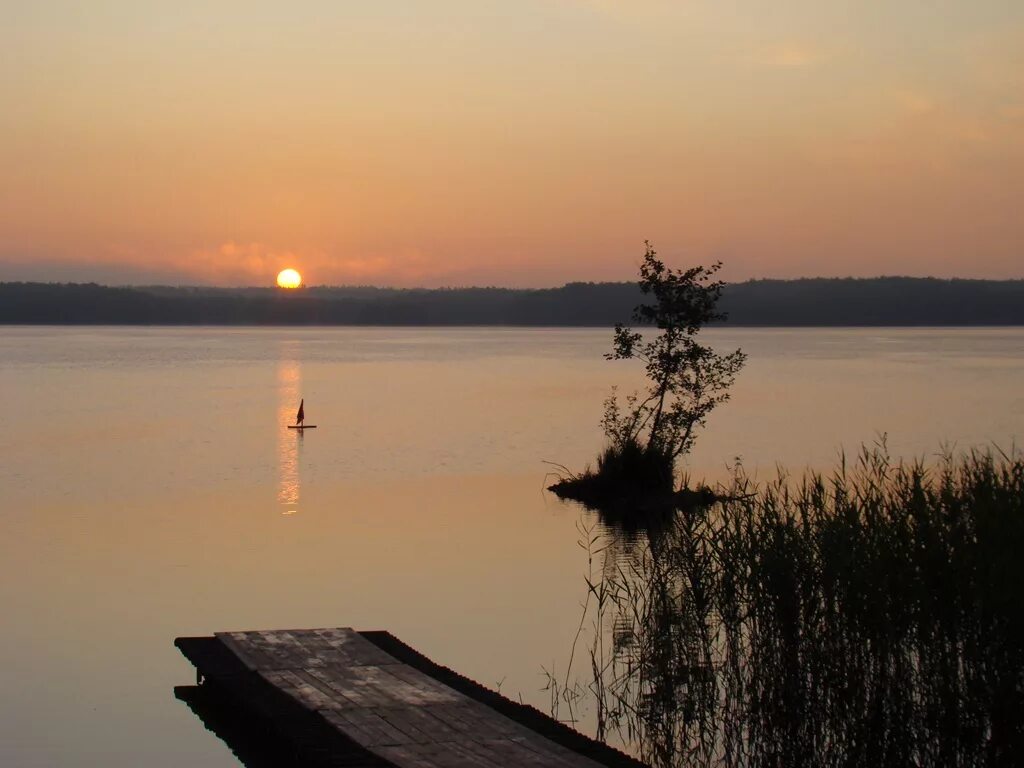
276,268,302,289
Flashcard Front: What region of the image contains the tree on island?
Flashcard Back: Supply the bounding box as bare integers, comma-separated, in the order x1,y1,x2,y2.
551,242,747,509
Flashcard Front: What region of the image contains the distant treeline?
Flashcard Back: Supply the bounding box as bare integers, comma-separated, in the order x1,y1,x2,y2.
2,278,1023,326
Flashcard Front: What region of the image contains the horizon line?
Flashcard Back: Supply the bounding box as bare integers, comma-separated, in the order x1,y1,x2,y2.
4,274,1024,292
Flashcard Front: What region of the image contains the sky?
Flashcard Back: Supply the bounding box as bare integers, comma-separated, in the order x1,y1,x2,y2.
1,1,1022,287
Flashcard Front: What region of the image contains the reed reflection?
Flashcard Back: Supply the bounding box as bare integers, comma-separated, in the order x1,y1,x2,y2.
277,354,302,513
552,447,1024,768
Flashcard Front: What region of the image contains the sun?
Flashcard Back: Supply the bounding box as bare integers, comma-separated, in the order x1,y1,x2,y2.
276,268,302,289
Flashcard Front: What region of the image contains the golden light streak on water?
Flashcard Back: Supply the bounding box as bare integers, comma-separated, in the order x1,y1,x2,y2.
277,351,302,513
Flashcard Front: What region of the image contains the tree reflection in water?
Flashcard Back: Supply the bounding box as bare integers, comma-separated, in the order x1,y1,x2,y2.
551,447,1024,768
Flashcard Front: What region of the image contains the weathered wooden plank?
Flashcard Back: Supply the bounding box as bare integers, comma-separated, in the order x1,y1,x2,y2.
458,738,546,768
306,665,403,709
260,669,338,711
180,628,647,768
378,663,474,705
373,743,444,768
316,709,392,749
215,632,281,671
382,737,594,768
500,737,610,768
387,706,467,743
215,627,398,672
320,709,418,748
424,703,525,740
308,627,401,666
216,630,302,670
289,668,363,709
458,737,601,768
377,741,482,768
292,628,400,668
442,741,507,768
373,707,443,745
364,665,466,707
302,664,464,709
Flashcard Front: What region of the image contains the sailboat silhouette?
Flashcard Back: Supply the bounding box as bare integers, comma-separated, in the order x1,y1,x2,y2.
287,398,317,429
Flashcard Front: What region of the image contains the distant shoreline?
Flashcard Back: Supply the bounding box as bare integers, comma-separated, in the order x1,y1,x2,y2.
4,322,1024,329
3,278,1024,326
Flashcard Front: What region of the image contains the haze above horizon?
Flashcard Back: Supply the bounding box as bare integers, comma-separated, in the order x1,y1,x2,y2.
2,2,1022,288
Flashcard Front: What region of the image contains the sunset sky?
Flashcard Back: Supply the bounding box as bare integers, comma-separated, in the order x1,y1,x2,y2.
2,1,1022,287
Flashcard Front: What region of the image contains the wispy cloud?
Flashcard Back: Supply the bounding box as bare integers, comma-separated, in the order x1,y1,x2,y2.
179,242,460,287
179,242,311,284
761,44,822,69
556,0,679,20
896,89,938,115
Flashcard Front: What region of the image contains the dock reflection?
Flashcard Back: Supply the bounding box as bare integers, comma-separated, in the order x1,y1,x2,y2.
174,685,308,768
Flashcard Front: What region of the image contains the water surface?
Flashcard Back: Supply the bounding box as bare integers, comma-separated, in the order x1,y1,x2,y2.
1,327,1022,766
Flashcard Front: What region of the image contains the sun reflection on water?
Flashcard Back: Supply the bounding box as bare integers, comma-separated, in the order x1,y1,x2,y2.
277,354,301,513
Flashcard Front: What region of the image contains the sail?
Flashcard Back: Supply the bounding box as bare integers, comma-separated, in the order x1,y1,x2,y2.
296,398,304,425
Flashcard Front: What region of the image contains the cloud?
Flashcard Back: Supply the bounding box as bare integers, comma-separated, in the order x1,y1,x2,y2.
177,241,467,287
0,240,520,288
174,242,311,284
896,89,938,115
1000,104,1024,123
555,0,680,20
761,44,821,69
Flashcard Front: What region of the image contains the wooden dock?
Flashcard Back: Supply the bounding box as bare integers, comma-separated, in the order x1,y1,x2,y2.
175,627,647,768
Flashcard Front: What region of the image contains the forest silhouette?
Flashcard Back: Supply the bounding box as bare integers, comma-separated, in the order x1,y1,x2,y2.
3,277,1024,325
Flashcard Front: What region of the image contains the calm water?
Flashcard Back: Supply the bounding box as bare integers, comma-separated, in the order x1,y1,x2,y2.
1,326,1022,767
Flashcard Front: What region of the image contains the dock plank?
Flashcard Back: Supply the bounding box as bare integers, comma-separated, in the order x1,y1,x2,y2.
177,627,648,768
321,709,418,748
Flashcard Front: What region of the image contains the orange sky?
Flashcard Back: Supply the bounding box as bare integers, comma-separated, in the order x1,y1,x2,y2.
1,1,1022,286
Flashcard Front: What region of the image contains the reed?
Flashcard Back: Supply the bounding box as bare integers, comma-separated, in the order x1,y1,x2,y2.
552,445,1024,768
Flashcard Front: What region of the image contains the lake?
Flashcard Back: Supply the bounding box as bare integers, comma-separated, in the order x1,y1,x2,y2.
1,326,1022,767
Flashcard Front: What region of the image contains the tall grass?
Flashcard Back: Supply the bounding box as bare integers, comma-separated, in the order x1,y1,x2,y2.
551,446,1024,768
